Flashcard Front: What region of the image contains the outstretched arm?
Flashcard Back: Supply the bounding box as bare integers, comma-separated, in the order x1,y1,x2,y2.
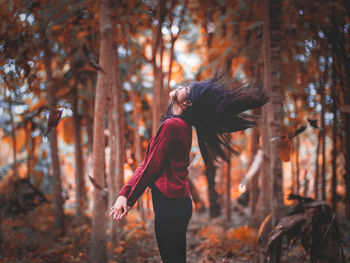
110,119,179,220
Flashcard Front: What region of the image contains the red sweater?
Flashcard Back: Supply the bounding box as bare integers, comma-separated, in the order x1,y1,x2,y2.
117,117,192,207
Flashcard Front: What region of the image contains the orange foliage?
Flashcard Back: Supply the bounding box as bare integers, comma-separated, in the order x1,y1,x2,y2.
58,117,74,144
280,137,292,162
27,98,47,112
199,224,224,243
226,226,258,245
77,31,90,39
1,127,26,152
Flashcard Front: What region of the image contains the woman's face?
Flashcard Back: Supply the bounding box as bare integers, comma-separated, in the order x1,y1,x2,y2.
169,85,191,104
167,85,192,115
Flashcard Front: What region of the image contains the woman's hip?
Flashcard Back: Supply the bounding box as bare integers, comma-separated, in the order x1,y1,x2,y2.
151,187,193,221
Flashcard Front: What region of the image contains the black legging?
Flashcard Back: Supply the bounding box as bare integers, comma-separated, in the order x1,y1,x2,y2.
151,185,193,263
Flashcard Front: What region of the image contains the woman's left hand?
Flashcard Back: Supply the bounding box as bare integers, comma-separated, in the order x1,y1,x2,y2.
109,196,131,221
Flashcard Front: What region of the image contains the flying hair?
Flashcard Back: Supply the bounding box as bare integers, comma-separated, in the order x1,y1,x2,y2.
178,74,270,169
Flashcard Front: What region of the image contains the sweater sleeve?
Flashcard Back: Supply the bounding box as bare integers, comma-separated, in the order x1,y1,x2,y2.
116,119,179,208
117,160,146,198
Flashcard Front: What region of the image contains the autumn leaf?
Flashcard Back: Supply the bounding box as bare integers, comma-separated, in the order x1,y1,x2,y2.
114,246,124,254
307,118,319,129
51,25,61,31
288,124,307,139
77,31,90,39
47,109,63,131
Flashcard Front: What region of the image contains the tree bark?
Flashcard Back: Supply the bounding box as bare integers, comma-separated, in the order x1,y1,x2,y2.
331,107,338,212
163,0,187,111
331,60,338,212
8,98,18,178
250,107,271,228
188,176,205,212
114,53,125,196
44,45,65,235
249,56,263,227
72,85,86,217
263,0,284,223
107,87,117,247
226,148,231,222
107,35,125,248
25,121,36,180
248,108,260,221
89,0,113,261
345,114,350,219
205,166,221,218
295,136,300,194
83,76,95,153
151,0,165,136
329,12,350,219
320,56,328,201
131,89,145,219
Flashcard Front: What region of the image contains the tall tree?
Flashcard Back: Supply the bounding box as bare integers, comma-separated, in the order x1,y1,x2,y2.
151,0,166,136
263,0,284,222
331,60,338,212
43,44,65,235
320,55,328,201
107,27,125,248
90,0,113,261
72,84,86,217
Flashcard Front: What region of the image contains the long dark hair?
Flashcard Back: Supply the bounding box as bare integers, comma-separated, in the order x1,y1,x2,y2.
175,74,269,169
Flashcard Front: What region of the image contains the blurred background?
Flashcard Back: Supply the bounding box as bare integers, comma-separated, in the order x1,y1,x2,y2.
1,0,350,262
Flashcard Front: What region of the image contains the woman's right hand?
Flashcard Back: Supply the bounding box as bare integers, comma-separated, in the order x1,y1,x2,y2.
109,196,130,221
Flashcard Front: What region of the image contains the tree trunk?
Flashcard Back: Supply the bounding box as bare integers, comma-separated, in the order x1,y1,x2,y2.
226,149,231,222
107,37,125,248
107,88,117,247
44,45,65,235
131,89,145,219
331,61,338,212
320,57,328,201
83,76,95,153
329,12,350,219
303,168,309,197
25,121,35,179
205,166,221,218
72,85,86,217
163,0,187,112
248,108,260,222
0,209,2,255
315,130,321,199
114,54,125,196
8,98,18,178
295,136,300,194
345,114,350,219
188,176,205,212
249,56,263,227
263,0,284,223
89,0,113,261
250,107,271,228
151,0,165,136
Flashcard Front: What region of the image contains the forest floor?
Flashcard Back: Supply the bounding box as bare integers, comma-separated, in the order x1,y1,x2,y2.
1,201,350,263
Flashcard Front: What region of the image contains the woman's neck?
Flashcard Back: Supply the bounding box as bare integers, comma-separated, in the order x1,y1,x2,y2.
172,103,183,115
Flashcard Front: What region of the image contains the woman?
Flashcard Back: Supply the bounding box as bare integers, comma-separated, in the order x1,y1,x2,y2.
109,75,269,263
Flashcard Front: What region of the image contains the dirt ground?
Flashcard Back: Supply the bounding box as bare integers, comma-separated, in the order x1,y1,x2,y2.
1,202,350,262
